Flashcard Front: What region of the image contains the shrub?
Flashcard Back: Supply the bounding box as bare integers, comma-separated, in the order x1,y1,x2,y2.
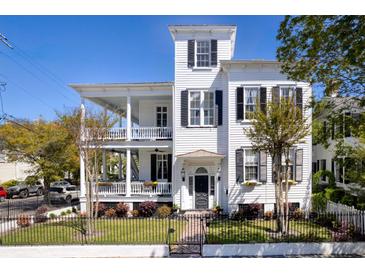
115,202,129,217
311,192,328,212
49,213,56,219
131,210,139,217
332,221,355,241
291,208,305,220
238,203,262,219
66,209,72,214
340,194,357,207
34,206,48,223
356,203,365,210
60,211,67,216
172,204,180,212
325,188,345,203
264,211,273,220
157,205,172,218
138,201,157,217
105,208,117,218
314,214,337,229
94,203,108,217
17,214,31,228
1,179,18,189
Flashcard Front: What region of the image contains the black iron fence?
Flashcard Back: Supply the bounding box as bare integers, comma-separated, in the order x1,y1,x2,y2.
0,211,364,246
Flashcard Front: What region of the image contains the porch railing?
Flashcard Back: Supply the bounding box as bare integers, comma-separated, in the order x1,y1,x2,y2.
85,127,172,140
93,181,172,196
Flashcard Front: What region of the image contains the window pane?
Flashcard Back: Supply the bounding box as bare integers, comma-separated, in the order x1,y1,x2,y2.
244,88,258,119
190,92,201,125
203,92,214,125
245,150,259,181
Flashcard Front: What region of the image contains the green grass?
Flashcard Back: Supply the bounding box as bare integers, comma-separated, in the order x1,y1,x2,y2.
206,219,333,244
1,218,185,245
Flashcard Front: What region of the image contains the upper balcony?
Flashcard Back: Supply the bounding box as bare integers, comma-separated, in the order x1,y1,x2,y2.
70,82,174,144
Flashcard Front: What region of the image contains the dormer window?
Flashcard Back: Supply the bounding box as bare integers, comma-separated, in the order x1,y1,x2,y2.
187,39,217,68
196,41,210,67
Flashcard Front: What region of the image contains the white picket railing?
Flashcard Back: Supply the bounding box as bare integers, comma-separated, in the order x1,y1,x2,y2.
85,127,172,140
131,127,172,140
93,181,172,196
326,201,365,235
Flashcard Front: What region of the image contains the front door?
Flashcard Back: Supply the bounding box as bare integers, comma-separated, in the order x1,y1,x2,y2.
194,175,209,209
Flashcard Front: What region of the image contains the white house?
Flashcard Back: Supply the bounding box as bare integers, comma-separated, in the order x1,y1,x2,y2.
312,96,364,190
70,24,312,213
0,152,34,184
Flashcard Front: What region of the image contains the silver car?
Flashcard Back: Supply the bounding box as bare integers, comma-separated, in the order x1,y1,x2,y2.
49,185,80,204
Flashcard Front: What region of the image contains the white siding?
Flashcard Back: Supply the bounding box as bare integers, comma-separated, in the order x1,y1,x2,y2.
139,99,172,127
227,65,312,212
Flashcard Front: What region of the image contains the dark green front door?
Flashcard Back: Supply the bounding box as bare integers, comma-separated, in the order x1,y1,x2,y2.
195,175,209,209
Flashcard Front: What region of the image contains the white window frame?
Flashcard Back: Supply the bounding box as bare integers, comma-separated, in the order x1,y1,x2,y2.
244,149,259,182
156,153,168,181
279,86,296,101
195,40,211,68
188,90,215,127
243,86,260,120
156,106,168,127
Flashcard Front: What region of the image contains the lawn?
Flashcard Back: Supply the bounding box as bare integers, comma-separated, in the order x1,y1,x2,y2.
206,218,333,244
0,218,185,245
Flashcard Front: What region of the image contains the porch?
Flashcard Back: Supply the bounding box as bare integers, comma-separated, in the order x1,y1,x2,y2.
94,181,172,196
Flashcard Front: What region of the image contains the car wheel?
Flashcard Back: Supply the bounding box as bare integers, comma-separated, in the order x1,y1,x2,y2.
65,195,72,204
19,190,29,199
36,189,43,196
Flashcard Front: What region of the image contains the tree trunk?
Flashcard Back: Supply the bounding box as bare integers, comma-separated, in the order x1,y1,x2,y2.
284,149,290,235
273,153,283,233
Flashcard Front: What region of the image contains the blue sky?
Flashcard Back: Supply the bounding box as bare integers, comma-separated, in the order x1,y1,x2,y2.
0,16,284,120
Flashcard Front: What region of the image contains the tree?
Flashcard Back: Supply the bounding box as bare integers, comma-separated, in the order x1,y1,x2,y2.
245,98,310,234
277,16,365,98
0,118,79,187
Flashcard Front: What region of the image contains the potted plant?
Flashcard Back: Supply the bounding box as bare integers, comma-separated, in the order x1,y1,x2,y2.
212,204,223,215
144,181,153,187
172,203,180,213
241,181,262,187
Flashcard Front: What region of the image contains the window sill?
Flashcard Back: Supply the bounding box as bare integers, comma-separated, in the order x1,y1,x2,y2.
191,67,213,71
186,125,217,128
237,119,254,125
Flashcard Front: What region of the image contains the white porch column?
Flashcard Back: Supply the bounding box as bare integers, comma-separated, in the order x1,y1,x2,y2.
126,96,131,141
126,148,131,197
102,149,107,181
118,152,123,180
80,102,86,212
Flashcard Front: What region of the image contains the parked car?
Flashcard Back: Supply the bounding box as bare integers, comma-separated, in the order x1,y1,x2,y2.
0,186,7,202
50,180,72,187
49,185,80,204
7,181,44,199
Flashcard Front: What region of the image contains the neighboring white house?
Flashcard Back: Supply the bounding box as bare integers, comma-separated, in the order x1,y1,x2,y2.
70,24,312,213
312,96,364,191
0,152,34,183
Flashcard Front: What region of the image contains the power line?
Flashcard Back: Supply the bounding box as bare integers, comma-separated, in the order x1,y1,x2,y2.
0,50,77,104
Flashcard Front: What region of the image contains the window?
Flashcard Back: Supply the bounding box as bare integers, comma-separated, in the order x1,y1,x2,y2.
189,91,201,125
320,159,326,181
280,87,295,100
244,87,259,119
189,90,215,126
156,154,168,180
245,150,259,181
210,176,215,196
188,176,193,196
196,41,210,67
156,107,167,127
281,149,295,181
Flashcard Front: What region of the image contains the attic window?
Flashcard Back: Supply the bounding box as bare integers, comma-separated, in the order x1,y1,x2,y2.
196,41,210,67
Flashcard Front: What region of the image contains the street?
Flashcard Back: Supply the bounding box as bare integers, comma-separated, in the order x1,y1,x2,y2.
0,195,78,217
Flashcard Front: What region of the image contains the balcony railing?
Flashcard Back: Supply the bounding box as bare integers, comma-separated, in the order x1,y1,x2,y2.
85,127,172,141
94,181,172,196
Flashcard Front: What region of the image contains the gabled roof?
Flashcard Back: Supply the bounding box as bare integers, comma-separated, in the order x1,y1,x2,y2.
177,149,225,159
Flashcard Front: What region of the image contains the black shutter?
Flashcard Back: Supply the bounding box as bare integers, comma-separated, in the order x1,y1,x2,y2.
236,149,244,183
181,89,189,127
187,40,195,68
167,154,172,182
151,154,157,181
295,149,303,182
215,90,223,125
272,86,280,105
236,87,244,120
259,151,267,183
260,87,267,114
211,40,217,67
296,87,303,116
